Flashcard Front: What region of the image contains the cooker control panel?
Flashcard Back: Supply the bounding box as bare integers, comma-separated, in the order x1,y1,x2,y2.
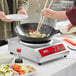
39,44,66,57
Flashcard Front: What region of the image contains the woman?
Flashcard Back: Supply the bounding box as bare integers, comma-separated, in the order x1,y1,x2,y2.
0,0,29,45
41,7,76,31
23,0,58,27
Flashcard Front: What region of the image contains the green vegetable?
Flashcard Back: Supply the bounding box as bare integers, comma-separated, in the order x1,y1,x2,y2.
0,71,5,76
25,33,29,37
0,64,12,76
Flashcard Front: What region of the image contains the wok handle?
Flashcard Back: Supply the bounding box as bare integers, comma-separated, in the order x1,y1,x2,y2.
14,27,25,35
47,30,61,37
14,27,18,34
51,30,61,36
55,30,61,33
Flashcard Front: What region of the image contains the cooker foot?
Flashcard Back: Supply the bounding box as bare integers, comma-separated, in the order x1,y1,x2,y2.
10,52,14,55
64,55,67,57
38,63,42,65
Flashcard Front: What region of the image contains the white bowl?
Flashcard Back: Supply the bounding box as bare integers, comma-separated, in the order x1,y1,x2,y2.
11,64,36,76
0,54,14,64
55,21,76,34
16,71,36,76
6,14,28,21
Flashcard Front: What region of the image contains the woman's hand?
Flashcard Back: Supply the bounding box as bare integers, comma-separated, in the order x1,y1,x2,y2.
67,24,75,31
41,8,56,18
41,8,67,20
17,9,27,15
0,11,12,22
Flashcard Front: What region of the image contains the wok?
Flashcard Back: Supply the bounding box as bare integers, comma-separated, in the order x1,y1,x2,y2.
15,23,60,43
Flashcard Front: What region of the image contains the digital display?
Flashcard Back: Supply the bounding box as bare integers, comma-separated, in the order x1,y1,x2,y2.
39,44,66,57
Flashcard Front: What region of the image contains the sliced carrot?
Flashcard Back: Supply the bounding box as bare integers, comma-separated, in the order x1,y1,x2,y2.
18,70,26,75
63,38,76,46
11,64,21,72
11,64,26,75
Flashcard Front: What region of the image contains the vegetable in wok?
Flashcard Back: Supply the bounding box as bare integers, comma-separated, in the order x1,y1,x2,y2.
25,30,46,38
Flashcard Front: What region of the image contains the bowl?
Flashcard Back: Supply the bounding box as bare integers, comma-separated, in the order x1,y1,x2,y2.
0,54,14,64
6,14,28,21
11,64,36,76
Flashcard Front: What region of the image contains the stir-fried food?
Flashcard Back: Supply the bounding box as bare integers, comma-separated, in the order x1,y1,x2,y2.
25,30,46,38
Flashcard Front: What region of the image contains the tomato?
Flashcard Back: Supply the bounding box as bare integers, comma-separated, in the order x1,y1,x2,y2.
11,64,26,75
11,64,21,71
13,68,21,72
28,30,34,33
63,39,76,46
18,70,26,75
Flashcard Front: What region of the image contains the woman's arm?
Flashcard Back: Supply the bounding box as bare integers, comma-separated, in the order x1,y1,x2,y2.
54,11,68,20
41,7,76,32
41,8,68,20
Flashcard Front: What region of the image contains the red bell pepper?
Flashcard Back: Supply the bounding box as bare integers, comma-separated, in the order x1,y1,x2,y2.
28,30,34,33
63,38,76,46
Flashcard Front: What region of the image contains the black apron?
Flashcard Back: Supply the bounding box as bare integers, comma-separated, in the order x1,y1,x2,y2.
7,0,13,14
7,0,16,37
0,0,13,45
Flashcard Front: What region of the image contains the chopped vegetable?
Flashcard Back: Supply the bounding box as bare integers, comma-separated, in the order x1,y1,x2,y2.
11,64,36,75
0,64,13,76
11,64,21,72
18,70,25,75
11,64,27,75
0,64,36,76
28,30,34,33
25,30,46,38
63,38,76,46
0,71,5,76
